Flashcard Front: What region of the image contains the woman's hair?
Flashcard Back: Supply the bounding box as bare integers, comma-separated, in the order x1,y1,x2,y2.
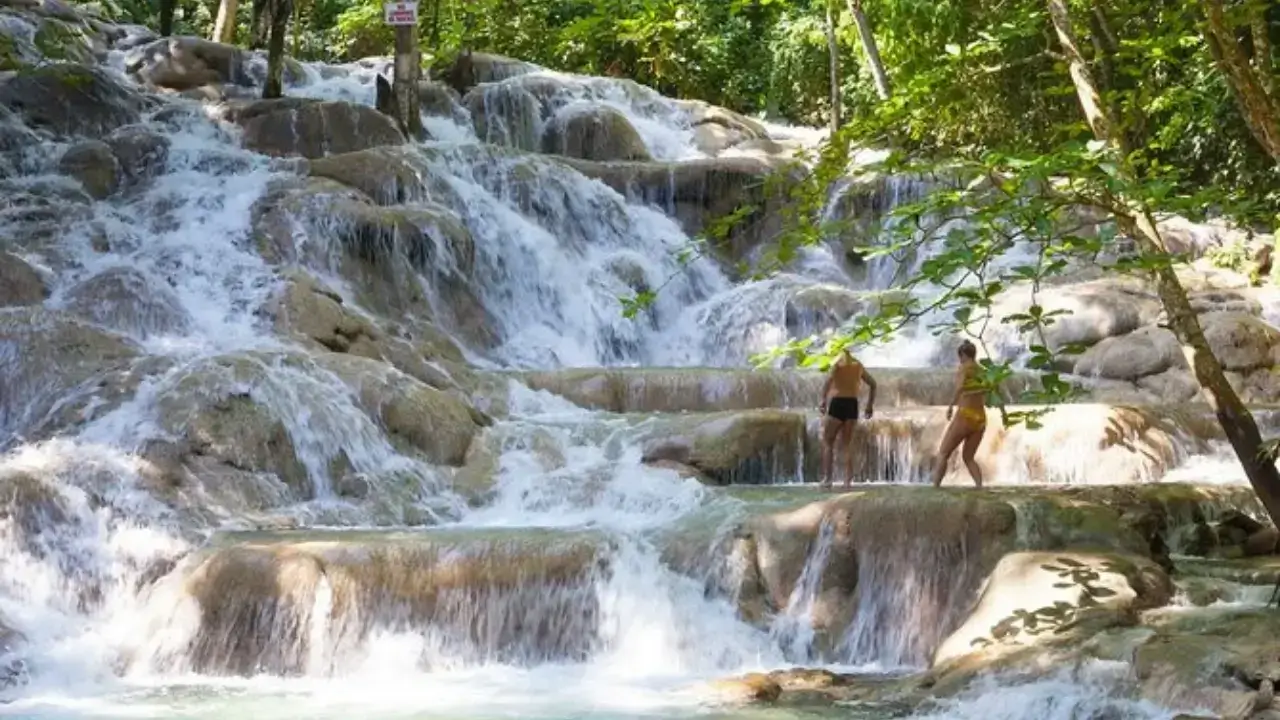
957,340,978,359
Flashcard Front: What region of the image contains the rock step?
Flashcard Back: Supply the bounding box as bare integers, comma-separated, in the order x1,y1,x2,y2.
511,366,1247,415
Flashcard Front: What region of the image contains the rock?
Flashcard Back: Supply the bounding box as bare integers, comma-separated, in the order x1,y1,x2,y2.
463,81,542,151
1136,368,1200,403
710,673,782,703
308,146,438,205
1073,325,1186,381
783,285,904,337
125,36,252,90
57,140,120,198
1243,527,1280,557
991,277,1161,351
63,267,192,339
542,105,651,162
224,98,405,159
271,271,380,353
0,63,149,138
934,551,1171,667
417,79,461,118
641,409,807,485
104,124,170,186
437,51,540,95
312,353,480,466
1190,289,1262,316
1201,312,1280,371
0,251,48,306
0,308,140,438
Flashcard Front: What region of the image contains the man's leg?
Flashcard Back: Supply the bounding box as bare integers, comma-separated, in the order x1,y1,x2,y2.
930,421,965,487
820,416,840,488
840,419,856,488
960,426,985,488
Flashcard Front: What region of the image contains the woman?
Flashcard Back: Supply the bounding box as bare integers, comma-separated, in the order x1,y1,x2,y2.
930,340,987,488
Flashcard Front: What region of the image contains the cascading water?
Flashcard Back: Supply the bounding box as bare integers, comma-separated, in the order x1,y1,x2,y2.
0,6,1255,718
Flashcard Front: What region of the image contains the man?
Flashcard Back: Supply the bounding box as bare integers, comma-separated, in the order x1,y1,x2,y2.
819,348,876,489
930,340,987,488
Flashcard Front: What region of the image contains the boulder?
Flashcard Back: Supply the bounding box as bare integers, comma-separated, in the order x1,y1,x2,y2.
0,251,48,306
1073,325,1186,381
709,673,782,703
990,277,1161,351
463,81,541,151
63,267,192,339
311,353,480,466
224,98,405,159
125,36,252,90
1136,368,1200,403
308,146,440,205
0,63,149,138
417,79,461,118
932,551,1173,667
104,124,170,186
436,51,540,95
640,409,807,485
1201,312,1280,372
541,105,651,162
57,139,120,198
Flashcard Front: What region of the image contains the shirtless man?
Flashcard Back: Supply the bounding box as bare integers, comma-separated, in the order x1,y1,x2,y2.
930,340,988,488
819,349,877,489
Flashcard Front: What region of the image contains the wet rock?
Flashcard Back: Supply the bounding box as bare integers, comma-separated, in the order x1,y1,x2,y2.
223,98,405,159
0,251,48,306
641,409,807,485
125,36,252,90
155,355,313,498
57,139,119,198
312,352,480,466
1201,312,1280,371
1073,325,1186,381
933,551,1172,667
63,266,192,339
0,63,149,138
991,277,1161,351
464,81,541,151
1244,527,1280,557
418,79,462,118
542,105,651,162
675,99,767,156
562,155,804,269
710,673,782,703
1191,289,1263,316
1136,368,1200,403
104,124,170,186
437,50,540,95
308,146,438,205
0,307,139,437
270,270,381,354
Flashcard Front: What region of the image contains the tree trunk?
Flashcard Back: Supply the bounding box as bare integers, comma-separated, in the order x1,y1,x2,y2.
1201,0,1280,161
262,0,287,99
823,0,841,132
846,0,890,100
212,0,237,43
159,0,176,36
392,23,422,137
1250,3,1274,100
1048,0,1280,526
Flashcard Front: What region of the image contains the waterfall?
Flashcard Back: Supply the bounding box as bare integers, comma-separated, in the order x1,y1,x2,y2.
768,518,837,661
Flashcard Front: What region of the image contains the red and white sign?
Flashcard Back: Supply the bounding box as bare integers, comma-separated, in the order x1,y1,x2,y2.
383,1,418,25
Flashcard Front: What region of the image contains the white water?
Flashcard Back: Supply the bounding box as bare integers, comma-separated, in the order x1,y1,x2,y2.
0,17,1250,720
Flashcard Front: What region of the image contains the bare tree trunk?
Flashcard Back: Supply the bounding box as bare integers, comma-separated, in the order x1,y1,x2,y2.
823,0,841,132
1202,0,1280,161
392,23,422,137
262,0,288,98
159,0,176,36
1250,5,1274,100
846,0,890,100
212,0,237,43
1048,0,1280,526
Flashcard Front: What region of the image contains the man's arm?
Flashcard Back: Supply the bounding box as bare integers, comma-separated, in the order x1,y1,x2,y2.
862,369,877,418
820,372,834,412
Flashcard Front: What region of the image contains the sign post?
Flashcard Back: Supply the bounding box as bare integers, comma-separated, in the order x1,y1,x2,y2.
382,0,422,137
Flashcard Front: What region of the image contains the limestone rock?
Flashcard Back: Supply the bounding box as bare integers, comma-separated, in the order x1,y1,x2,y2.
308,146,438,205
1201,312,1280,372
63,267,192,339
437,51,540,95
542,105,651,162
225,98,405,159
932,551,1172,667
464,81,542,151
57,140,120,198
710,673,782,703
991,277,1161,351
1136,368,1200,403
417,79,462,118
125,36,252,90
1073,325,1186,381
641,409,807,485
312,353,479,466
104,124,170,186
0,63,149,138
0,252,47,306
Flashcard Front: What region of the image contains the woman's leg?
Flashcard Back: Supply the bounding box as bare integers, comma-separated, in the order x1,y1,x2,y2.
930,420,966,487
960,425,986,488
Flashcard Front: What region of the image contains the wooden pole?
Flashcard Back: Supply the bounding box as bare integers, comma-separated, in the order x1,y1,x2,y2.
389,4,422,137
